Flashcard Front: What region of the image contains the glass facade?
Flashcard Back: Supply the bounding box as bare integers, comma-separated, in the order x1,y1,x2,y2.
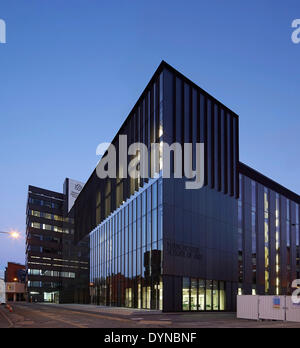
275,193,280,295
238,174,243,294
90,177,163,310
296,204,300,279
251,180,257,292
264,187,270,294
182,277,226,311
286,199,291,289
239,173,299,296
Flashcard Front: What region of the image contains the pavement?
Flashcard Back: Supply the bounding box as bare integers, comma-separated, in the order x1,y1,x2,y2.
1,302,300,328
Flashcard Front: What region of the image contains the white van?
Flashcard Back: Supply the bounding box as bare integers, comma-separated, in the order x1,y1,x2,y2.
0,279,6,304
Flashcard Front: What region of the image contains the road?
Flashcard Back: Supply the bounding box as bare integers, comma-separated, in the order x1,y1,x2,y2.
1,303,300,328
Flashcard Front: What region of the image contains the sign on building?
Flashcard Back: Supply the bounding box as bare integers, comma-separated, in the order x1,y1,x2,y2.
67,179,84,212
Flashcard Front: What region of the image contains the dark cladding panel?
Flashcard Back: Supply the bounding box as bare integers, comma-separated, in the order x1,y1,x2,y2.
234,116,239,199
175,77,182,144
207,98,212,188
163,69,174,144
200,93,207,186
184,83,190,144
192,88,197,170
227,114,232,196
220,109,225,193
233,117,237,196
290,201,297,281
214,104,220,191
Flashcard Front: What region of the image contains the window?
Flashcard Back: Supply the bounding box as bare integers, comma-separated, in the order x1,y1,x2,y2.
31,222,40,229
206,280,212,311
275,193,280,295
28,281,42,288
198,280,205,311
182,277,226,311
191,278,197,311
29,245,42,253
30,210,40,217
219,282,225,311
264,187,270,294
43,201,52,209
213,280,219,311
182,278,190,311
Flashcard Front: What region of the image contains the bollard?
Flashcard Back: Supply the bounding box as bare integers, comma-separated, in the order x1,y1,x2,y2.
6,304,13,312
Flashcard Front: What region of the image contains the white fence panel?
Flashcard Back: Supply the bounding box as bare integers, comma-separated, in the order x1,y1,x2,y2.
286,296,300,323
258,296,286,321
237,295,259,320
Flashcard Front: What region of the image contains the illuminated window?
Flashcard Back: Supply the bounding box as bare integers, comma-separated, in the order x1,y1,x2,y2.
264,188,270,294
182,278,190,311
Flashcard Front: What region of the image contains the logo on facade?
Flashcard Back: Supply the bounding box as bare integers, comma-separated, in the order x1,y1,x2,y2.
71,191,79,199
165,241,202,260
0,19,6,44
292,19,300,44
75,184,83,191
96,135,205,190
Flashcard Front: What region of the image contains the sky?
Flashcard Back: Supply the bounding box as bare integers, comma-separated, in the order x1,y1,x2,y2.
0,0,299,272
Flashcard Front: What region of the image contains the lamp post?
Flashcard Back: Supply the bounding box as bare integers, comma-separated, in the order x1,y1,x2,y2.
0,231,21,239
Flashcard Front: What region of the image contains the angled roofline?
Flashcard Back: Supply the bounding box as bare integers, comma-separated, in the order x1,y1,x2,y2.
74,60,240,206
28,185,64,199
160,60,239,119
239,162,300,204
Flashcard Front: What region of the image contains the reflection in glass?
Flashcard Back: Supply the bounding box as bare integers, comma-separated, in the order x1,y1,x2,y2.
206,280,212,311
198,279,205,311
213,280,219,311
182,277,190,311
191,278,197,311
90,178,163,310
220,281,226,311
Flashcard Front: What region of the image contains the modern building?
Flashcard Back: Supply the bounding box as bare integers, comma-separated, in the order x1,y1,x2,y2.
25,178,90,303
71,61,299,312
6,282,25,302
5,262,26,283
238,163,300,297
5,262,26,301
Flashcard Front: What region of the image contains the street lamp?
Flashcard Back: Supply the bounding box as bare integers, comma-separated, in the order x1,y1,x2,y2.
0,230,21,239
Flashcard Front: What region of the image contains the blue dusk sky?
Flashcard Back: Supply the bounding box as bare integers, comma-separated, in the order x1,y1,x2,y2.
0,1,299,273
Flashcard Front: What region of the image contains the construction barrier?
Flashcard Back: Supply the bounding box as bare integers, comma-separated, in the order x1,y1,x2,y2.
237,295,259,320
237,295,300,323
259,296,286,321
286,297,300,323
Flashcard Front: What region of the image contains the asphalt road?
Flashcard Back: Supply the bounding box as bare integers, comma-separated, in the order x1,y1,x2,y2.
0,303,160,328
1,303,300,328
